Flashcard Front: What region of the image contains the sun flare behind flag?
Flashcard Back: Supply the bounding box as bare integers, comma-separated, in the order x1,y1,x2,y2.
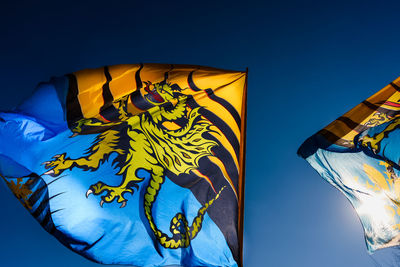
298,76,400,252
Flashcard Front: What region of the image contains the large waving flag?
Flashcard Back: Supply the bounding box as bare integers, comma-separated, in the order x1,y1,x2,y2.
298,77,400,252
0,64,247,266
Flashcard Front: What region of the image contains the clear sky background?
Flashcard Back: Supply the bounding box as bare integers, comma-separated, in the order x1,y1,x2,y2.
2,0,400,266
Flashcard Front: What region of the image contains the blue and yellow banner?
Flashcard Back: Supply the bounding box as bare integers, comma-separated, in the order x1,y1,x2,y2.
299,77,400,252
0,64,247,266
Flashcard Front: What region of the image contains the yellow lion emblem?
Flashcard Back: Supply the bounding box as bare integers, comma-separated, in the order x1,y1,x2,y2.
359,117,400,153
43,80,226,248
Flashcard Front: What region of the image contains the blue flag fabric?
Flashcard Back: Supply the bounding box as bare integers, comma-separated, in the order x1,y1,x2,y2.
0,64,247,266
298,77,400,252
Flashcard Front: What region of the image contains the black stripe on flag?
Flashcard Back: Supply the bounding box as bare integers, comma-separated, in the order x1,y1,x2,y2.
99,66,120,121
66,74,83,128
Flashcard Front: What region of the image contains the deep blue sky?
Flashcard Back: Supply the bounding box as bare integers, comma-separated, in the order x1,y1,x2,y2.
2,0,400,266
